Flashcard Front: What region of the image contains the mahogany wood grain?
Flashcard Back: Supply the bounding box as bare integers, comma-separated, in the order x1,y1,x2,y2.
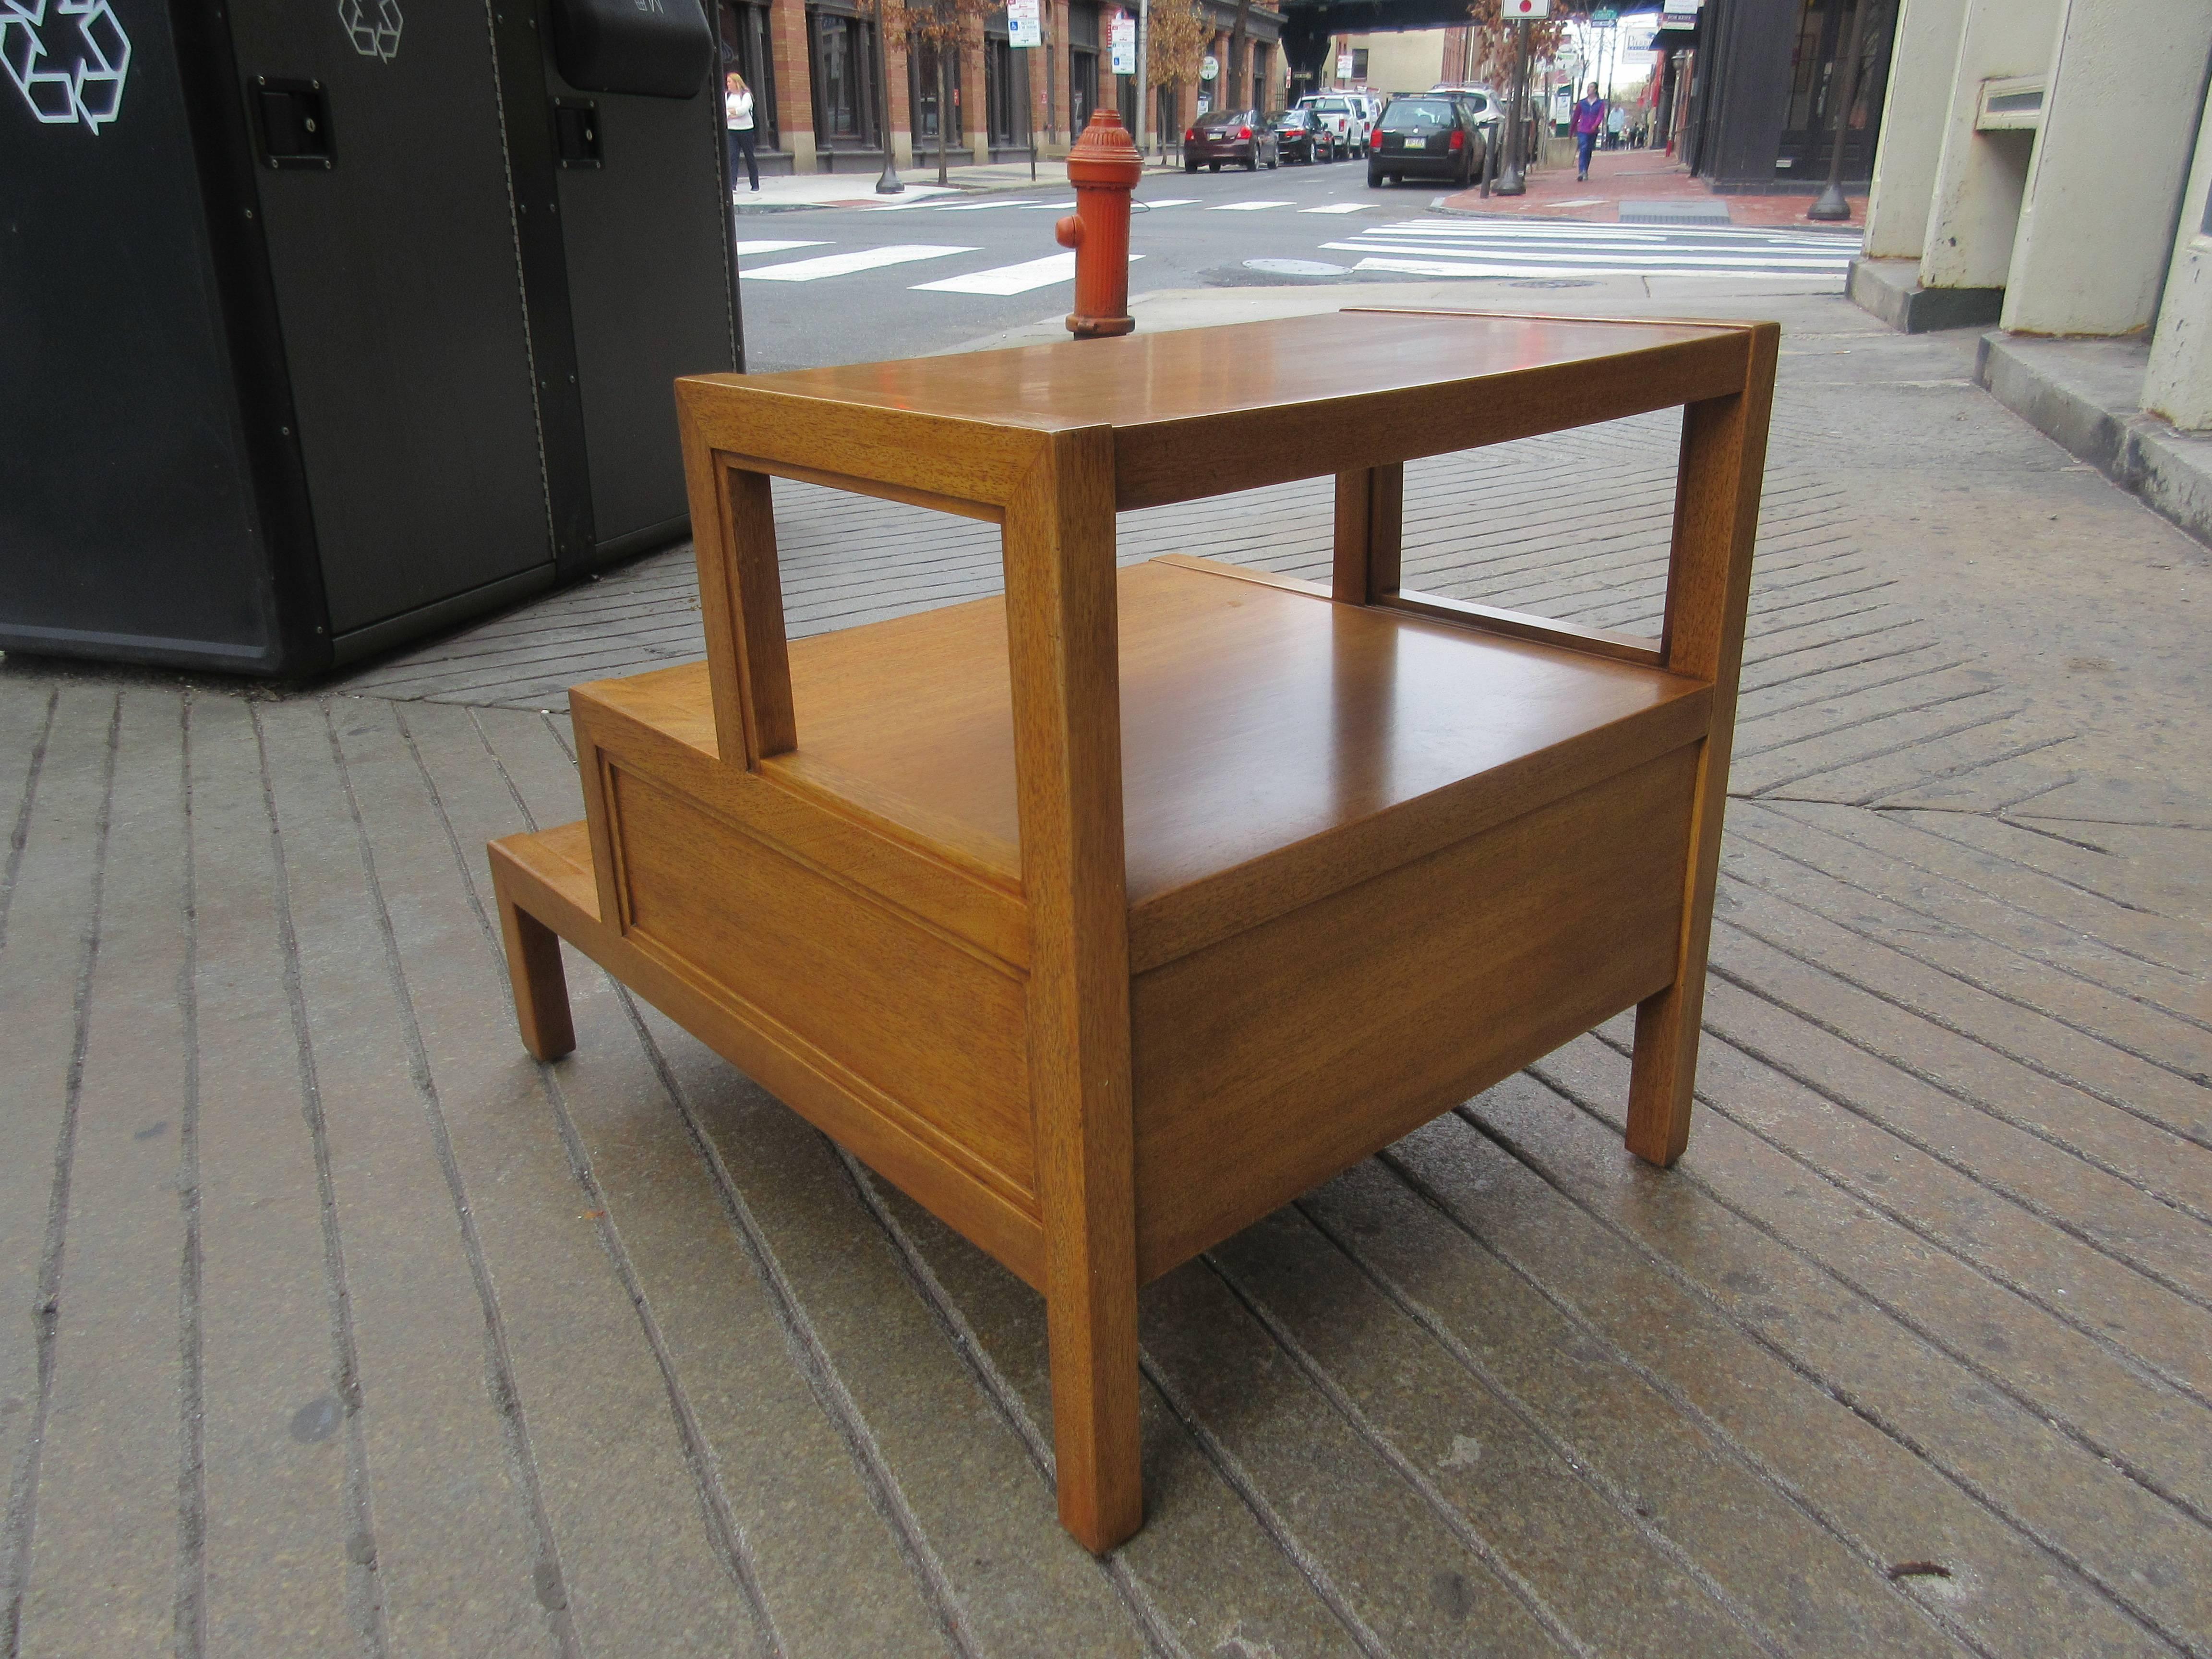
1001,427,1144,1553
493,309,1779,1557
1377,588,1664,668
609,764,1038,1211
571,672,1031,967
714,452,1007,526
489,825,1049,1285
1132,745,1696,1278
1627,322,1781,1167
1332,464,1403,605
685,313,1752,511
496,887,574,1061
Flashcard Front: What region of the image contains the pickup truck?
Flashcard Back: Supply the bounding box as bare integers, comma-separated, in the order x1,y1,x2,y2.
1295,94,1370,157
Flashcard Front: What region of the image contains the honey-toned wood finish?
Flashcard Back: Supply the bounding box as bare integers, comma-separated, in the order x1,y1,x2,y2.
488,310,1778,1555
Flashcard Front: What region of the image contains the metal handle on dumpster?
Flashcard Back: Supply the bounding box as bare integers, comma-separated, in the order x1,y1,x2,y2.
1054,108,1142,339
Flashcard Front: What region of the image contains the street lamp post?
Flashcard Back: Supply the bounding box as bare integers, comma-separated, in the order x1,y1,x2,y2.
1808,0,1869,222
1495,17,1529,195
874,0,904,193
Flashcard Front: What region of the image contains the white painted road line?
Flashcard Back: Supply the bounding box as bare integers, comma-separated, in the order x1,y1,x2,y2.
1208,199,1295,211
1299,202,1370,214
733,240,829,257
1323,241,1853,269
741,244,979,281
1016,200,1079,210
911,251,1146,295
1133,198,1198,208
1350,255,1847,279
934,198,1034,211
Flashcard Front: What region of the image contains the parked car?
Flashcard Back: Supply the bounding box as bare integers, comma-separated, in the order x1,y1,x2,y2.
1368,94,1489,189
1296,94,1369,157
1430,83,1503,140
1270,107,1333,164
1184,108,1278,172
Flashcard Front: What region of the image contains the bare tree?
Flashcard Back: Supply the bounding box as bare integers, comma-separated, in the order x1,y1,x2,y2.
1459,0,1564,89
1146,0,1206,137
890,0,997,184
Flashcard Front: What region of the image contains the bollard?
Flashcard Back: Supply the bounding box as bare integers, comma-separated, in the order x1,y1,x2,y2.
1055,108,1142,339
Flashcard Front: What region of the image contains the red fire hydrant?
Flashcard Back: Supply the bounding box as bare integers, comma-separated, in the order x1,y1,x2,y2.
1055,108,1142,338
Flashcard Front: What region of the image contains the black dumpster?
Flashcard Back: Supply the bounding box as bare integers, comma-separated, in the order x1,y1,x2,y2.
0,0,740,675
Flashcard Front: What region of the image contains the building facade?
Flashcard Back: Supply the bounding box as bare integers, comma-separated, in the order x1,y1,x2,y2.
716,0,1284,175
1677,0,1896,192
1856,0,2212,426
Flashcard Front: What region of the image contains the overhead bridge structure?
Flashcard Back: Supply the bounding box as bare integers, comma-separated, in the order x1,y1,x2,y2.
1274,0,1490,91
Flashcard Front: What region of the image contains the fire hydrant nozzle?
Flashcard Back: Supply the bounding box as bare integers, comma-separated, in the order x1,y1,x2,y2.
1059,108,1141,339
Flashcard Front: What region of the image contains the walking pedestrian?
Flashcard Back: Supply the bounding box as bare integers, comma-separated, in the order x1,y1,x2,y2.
1573,81,1603,181
725,71,759,193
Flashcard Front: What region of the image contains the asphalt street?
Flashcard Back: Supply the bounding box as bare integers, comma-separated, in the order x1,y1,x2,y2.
733,160,1860,371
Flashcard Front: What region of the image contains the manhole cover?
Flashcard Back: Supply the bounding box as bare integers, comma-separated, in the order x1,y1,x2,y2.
1242,258,1347,277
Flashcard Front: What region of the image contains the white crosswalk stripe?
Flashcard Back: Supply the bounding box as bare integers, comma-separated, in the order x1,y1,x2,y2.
741,244,978,281
1208,199,1294,211
1134,198,1198,209
1320,216,1858,279
734,240,828,257
911,251,1146,294
1299,202,1370,214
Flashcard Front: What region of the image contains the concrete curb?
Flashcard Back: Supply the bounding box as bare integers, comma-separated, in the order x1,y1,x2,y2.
1976,330,2212,548
1847,257,2003,334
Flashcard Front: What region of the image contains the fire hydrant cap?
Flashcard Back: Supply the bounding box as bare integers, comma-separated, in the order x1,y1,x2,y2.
1066,108,1143,187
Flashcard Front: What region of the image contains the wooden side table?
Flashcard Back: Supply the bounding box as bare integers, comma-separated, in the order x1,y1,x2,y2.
489,308,1778,1552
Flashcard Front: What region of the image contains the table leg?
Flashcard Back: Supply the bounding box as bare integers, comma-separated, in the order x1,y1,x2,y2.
1003,428,1143,1551
1331,464,1404,605
1629,326,1779,1166
496,886,575,1063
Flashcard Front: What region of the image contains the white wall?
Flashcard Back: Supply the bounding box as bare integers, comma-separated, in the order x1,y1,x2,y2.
2002,0,2212,335
1916,0,2059,292
1353,30,1452,96
1863,0,1969,261
2143,84,2212,428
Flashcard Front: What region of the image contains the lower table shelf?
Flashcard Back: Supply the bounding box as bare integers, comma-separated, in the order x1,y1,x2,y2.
493,554,1711,1290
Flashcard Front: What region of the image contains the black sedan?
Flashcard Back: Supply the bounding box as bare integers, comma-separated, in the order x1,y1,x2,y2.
1367,96,1488,190
1269,108,1334,164
1183,108,1278,172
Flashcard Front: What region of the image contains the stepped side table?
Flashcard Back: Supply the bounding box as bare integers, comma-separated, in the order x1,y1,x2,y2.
489,307,1779,1552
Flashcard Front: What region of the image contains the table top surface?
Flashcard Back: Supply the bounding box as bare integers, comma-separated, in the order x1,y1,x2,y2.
696,309,1747,434
587,559,1707,906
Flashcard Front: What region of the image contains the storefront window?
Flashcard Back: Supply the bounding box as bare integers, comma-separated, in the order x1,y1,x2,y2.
718,0,779,149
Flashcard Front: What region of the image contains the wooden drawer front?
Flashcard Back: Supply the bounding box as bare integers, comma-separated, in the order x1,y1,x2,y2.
608,765,1037,1211
1130,745,1698,1280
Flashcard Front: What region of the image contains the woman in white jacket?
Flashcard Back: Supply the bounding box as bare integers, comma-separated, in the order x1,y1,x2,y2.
725,72,759,192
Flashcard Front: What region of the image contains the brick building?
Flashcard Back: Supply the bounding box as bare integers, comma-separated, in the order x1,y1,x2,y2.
715,0,1285,175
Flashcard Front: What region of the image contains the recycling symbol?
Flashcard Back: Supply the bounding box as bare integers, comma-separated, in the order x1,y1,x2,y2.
0,0,131,132
337,0,401,61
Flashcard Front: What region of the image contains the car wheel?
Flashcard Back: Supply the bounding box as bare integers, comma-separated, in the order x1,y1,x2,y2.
1209,161,1221,172
1367,167,1383,189
1183,156,1198,172
1245,151,1259,171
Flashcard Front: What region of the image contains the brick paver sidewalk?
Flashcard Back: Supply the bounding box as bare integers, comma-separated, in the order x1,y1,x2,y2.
1442,146,1868,228
2,286,2204,1656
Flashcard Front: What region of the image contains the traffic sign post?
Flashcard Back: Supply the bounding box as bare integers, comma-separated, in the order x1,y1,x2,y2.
1495,16,1532,194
